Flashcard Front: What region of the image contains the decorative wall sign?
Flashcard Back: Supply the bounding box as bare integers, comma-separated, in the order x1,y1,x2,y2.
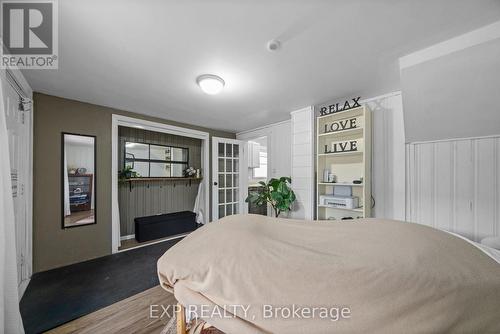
325,139,364,154
318,97,361,116
323,116,364,134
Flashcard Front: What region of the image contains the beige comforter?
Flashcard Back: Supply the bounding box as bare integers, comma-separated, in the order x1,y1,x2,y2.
157,214,500,334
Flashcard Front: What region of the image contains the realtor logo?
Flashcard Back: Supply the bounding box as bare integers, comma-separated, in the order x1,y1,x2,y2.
1,0,58,68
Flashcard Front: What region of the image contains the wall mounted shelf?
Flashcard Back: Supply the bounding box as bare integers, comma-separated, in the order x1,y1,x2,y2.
119,177,202,191
119,177,202,182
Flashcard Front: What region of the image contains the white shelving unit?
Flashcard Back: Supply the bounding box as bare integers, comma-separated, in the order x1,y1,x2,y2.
316,105,372,220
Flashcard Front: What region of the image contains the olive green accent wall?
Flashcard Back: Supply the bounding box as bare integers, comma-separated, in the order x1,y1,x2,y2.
33,93,235,272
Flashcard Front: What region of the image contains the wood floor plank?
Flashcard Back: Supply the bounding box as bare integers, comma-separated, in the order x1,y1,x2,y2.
46,286,176,334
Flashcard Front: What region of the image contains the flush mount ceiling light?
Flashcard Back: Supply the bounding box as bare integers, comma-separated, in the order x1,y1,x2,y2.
197,74,225,95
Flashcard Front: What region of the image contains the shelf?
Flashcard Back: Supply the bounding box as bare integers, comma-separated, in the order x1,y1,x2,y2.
318,182,364,187
316,104,371,219
318,127,363,137
318,205,363,213
119,177,203,192
318,151,363,157
119,177,202,182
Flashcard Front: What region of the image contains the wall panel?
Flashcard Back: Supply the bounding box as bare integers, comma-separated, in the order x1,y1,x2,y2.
475,138,497,239
407,136,500,241
364,92,406,220
290,107,315,220
434,142,453,231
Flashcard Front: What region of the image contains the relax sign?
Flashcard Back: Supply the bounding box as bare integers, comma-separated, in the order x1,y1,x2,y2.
325,139,364,154
323,116,364,134
318,97,361,116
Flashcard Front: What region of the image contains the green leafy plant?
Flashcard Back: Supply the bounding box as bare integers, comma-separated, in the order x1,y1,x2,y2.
119,166,140,180
245,177,296,217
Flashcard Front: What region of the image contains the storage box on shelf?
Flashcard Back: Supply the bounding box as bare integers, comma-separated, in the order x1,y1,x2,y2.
316,106,371,220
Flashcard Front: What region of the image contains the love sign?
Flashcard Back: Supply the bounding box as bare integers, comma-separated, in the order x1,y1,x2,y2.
318,97,361,116
325,139,364,154
323,116,364,134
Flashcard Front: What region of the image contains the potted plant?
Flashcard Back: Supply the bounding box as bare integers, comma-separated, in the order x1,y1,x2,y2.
119,166,140,180
245,177,296,217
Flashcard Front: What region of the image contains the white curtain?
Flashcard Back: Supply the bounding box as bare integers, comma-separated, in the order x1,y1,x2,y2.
0,77,25,333
193,182,205,224
63,145,71,216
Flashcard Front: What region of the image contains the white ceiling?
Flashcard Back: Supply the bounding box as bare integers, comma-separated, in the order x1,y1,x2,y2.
23,0,500,133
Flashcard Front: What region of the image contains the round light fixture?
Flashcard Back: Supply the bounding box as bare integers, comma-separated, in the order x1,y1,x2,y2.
196,74,225,95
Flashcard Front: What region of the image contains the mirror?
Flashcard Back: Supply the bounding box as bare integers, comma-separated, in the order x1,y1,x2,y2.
124,142,188,178
62,133,96,228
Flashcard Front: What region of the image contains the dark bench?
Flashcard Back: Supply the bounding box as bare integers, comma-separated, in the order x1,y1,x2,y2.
134,211,197,242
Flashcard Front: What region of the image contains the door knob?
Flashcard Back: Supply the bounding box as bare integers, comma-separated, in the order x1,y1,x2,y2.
214,182,218,186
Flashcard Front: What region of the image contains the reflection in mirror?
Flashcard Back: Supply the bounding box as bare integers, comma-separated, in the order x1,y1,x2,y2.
150,145,171,161
62,133,96,228
171,147,187,162
124,141,189,178
125,142,149,159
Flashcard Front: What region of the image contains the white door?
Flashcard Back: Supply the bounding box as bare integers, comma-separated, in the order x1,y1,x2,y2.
3,80,30,287
212,137,246,220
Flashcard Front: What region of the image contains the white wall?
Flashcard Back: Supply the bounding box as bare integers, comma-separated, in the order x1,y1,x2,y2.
290,107,315,220
364,92,406,220
238,111,314,220
237,120,292,180
406,136,500,241
401,23,500,240
237,120,292,216
401,23,500,142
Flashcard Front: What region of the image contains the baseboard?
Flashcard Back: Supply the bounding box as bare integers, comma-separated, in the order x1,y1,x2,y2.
120,234,135,241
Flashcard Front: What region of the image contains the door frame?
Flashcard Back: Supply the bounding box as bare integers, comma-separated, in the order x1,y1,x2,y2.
111,115,210,253
211,137,247,220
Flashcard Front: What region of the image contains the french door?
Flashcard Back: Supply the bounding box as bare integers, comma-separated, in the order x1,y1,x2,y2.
212,137,246,220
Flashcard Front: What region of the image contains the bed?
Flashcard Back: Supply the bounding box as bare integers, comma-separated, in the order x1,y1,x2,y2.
157,214,500,334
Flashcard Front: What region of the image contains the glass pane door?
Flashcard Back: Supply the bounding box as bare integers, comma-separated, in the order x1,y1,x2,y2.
213,138,243,220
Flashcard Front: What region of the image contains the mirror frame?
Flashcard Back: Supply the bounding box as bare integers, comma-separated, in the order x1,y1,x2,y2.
61,132,97,229
124,141,189,178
